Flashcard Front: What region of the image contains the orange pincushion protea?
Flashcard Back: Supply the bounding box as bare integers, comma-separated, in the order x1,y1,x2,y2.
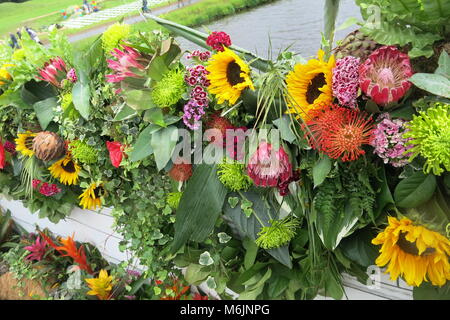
305,104,374,162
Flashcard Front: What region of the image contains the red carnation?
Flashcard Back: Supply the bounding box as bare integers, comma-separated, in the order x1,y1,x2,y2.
206,31,232,52
106,141,124,168
0,140,5,170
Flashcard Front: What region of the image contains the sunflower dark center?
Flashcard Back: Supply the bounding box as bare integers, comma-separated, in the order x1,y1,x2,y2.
94,186,105,198
62,160,76,173
226,61,245,86
306,73,326,104
397,232,436,256
25,136,35,148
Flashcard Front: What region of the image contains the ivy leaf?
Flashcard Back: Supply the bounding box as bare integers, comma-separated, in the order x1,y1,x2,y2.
217,232,232,244
394,172,437,208
199,251,214,266
273,116,296,143
172,164,227,253
150,125,178,171
228,197,239,208
313,156,332,188
206,276,217,289
33,97,57,130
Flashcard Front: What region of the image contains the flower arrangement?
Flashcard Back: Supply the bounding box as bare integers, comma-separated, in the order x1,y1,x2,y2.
0,0,449,300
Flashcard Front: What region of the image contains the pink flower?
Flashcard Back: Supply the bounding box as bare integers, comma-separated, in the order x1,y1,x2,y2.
332,56,360,108
32,179,42,189
39,182,61,197
247,142,292,187
24,236,48,261
106,45,146,83
67,68,77,83
37,57,68,88
206,31,232,52
106,141,124,168
359,46,413,105
4,141,16,154
0,140,5,170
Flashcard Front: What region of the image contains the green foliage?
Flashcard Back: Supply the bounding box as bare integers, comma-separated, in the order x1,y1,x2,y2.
356,0,449,58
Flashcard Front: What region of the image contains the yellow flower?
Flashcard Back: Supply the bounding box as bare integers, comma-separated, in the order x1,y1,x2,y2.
48,154,81,185
79,182,104,210
206,47,255,105
0,63,14,85
85,269,114,300
15,132,37,157
285,49,335,120
372,216,450,287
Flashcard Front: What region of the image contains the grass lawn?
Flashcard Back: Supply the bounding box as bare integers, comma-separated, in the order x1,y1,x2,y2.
0,0,137,36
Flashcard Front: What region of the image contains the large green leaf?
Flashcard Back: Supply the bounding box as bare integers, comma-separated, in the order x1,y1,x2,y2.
129,125,161,162
113,104,137,121
413,282,450,300
339,228,379,268
172,164,227,252
33,97,57,130
394,172,437,208
150,125,178,171
312,156,332,188
149,15,270,72
223,191,293,268
72,81,91,120
123,89,155,111
21,80,57,106
315,202,361,250
435,51,450,78
373,165,395,219
409,73,450,98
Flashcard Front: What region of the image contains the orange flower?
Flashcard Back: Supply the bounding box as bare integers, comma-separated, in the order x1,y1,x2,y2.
40,232,93,274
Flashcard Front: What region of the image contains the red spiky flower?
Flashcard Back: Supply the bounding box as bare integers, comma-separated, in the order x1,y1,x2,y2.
305,104,374,162
39,232,93,274
359,46,413,105
205,113,234,147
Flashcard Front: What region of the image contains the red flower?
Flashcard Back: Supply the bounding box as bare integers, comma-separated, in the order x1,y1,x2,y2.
206,113,234,147
192,293,209,300
305,105,374,162
24,236,48,261
168,160,192,182
0,140,5,170
206,31,232,52
359,46,413,105
247,141,292,187
39,232,93,274
4,141,15,155
106,141,124,168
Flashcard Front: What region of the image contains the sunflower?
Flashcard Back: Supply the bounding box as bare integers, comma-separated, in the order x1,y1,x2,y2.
286,49,335,120
372,216,450,287
79,182,105,210
48,154,81,185
206,47,255,105
15,132,37,157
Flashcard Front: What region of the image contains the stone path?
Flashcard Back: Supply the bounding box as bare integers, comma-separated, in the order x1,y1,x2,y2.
62,0,165,29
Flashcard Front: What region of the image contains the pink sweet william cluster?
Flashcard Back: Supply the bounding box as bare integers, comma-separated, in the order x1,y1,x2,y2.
332,56,360,108
369,113,413,167
206,31,232,52
186,50,211,61
32,179,62,197
183,65,210,130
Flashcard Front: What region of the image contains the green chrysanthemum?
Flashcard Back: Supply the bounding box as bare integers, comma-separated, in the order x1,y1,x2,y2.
69,140,98,164
167,192,183,209
151,68,186,108
217,160,252,192
102,23,131,55
404,103,450,176
12,49,26,61
255,216,299,249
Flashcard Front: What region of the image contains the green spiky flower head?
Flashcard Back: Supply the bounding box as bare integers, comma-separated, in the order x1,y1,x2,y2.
12,49,26,61
151,68,186,108
255,216,299,249
404,103,450,176
69,140,98,164
217,159,253,191
102,23,131,55
167,191,183,209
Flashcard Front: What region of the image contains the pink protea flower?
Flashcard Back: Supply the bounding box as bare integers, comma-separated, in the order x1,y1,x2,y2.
67,68,77,83
37,57,68,88
206,31,232,52
24,236,48,261
332,56,360,108
247,142,292,187
106,45,146,83
359,46,413,106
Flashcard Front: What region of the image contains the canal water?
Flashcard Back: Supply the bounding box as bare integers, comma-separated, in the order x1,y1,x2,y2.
177,0,361,59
